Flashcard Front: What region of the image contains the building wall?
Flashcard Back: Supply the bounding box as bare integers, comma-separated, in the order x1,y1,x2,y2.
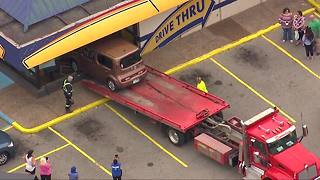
138,0,267,54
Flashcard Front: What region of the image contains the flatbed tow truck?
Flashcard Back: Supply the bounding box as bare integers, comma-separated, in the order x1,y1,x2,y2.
78,36,320,179
82,65,229,145
83,67,320,180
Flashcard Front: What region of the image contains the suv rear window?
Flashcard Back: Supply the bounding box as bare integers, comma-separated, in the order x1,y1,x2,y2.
120,52,141,69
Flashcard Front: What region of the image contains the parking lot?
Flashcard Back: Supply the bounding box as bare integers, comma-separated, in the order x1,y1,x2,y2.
2,9,320,179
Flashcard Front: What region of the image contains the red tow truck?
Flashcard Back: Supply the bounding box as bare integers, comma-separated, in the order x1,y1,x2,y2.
78,36,320,179
83,70,320,179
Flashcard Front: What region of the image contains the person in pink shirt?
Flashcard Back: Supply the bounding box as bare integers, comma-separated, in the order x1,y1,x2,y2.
39,157,51,180
279,7,294,43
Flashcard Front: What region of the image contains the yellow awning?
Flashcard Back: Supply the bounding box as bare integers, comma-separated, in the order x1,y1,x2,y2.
23,0,188,69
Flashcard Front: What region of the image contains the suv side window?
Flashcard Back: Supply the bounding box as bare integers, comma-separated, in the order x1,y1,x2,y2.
97,54,113,69
253,140,266,155
81,48,95,60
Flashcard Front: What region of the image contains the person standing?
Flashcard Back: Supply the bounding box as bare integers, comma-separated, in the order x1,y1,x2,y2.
111,159,122,180
62,75,74,113
302,26,315,60
308,15,320,55
39,157,51,180
279,8,294,43
68,166,78,180
25,150,37,178
25,150,36,175
293,10,305,45
196,76,208,93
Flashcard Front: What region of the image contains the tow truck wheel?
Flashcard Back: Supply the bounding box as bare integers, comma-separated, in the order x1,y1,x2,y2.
71,60,79,73
211,111,224,122
216,111,223,119
0,152,9,165
168,128,185,146
106,79,117,91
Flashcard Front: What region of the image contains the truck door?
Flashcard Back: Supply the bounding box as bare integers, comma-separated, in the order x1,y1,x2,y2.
249,139,269,170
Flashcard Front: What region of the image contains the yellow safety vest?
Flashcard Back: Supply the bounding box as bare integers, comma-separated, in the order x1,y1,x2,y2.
197,80,208,93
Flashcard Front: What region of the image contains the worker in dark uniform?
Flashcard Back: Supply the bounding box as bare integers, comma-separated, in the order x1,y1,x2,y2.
63,75,74,113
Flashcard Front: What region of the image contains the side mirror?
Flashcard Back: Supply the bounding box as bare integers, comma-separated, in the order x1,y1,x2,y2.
302,124,308,137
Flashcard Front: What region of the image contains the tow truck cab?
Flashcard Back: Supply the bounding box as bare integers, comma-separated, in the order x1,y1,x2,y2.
243,108,320,180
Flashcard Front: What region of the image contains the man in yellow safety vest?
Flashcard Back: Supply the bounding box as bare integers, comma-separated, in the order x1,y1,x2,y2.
196,76,208,93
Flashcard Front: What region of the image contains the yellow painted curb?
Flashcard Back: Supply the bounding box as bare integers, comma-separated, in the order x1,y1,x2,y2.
308,0,320,12
164,8,315,75
11,98,108,133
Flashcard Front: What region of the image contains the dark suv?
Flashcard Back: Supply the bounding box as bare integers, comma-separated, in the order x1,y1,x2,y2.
0,130,15,165
70,36,147,91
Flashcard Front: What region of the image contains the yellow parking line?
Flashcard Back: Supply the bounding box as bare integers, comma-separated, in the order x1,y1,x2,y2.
48,127,112,176
164,8,314,75
104,104,188,168
210,58,296,123
7,143,70,173
262,35,320,80
314,12,320,17
2,126,13,132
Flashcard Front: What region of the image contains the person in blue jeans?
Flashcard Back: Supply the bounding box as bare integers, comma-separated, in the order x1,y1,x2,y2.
111,159,122,180
302,26,315,60
279,8,294,43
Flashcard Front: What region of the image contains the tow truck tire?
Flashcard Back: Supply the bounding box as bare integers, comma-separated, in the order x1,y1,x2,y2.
167,128,186,146
216,111,223,119
211,111,224,122
106,79,117,91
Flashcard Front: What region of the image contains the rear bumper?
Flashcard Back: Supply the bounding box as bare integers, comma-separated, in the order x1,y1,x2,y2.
117,70,148,88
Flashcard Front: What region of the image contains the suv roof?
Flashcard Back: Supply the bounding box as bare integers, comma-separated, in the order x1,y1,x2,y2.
89,37,139,61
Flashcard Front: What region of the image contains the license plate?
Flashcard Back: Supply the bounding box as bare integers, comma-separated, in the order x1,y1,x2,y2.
133,78,140,84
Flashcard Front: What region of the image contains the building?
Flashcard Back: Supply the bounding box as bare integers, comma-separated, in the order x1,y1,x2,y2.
0,0,266,88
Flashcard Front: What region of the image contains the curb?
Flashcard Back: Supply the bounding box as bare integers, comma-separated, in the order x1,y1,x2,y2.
0,98,108,133
308,0,320,12
164,8,315,75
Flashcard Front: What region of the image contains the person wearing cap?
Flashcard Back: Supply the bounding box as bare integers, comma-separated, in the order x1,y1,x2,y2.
62,75,74,113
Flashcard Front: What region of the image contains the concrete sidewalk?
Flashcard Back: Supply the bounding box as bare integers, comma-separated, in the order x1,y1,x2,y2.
0,0,311,130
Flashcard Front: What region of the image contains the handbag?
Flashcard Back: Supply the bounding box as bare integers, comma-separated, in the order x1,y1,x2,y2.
294,30,299,40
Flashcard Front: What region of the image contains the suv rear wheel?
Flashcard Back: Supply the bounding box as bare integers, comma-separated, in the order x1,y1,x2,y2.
106,79,117,91
71,60,79,73
0,152,9,165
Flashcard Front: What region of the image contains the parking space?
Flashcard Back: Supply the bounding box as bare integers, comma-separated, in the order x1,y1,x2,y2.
0,128,65,171
211,32,320,156
106,101,241,179
263,23,320,77
52,106,194,179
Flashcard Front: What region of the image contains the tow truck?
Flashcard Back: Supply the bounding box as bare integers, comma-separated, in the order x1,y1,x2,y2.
76,36,320,179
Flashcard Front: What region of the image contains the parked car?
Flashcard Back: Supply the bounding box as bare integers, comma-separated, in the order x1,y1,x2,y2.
0,130,15,165
68,36,147,91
